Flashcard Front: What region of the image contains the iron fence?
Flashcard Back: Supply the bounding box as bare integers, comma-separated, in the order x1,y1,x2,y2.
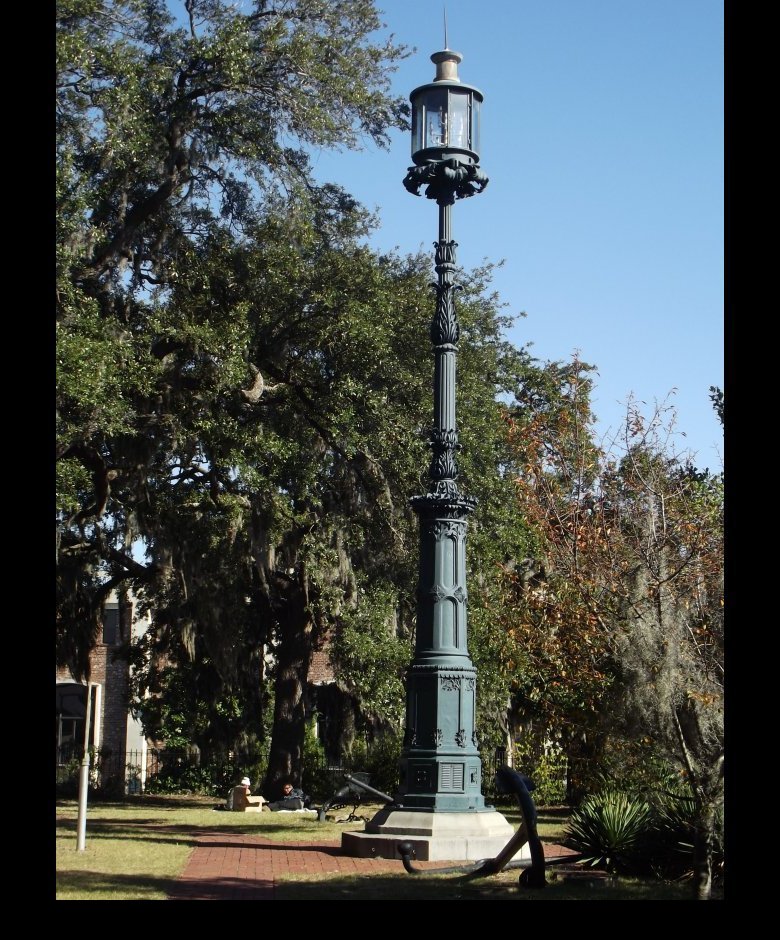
55,743,567,804
55,746,244,797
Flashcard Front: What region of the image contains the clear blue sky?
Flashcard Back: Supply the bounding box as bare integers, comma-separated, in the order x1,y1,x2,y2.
309,0,724,471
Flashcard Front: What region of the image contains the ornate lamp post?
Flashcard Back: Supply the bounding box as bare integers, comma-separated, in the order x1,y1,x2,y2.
343,46,515,861
396,47,487,813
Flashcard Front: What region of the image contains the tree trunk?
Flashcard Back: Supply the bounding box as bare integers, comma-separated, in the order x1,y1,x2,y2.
263,574,314,798
693,798,716,900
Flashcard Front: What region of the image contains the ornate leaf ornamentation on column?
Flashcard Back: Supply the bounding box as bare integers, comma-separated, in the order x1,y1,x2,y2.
429,428,460,482
455,729,467,747
431,518,466,539
441,675,461,691
435,239,457,266
431,287,460,346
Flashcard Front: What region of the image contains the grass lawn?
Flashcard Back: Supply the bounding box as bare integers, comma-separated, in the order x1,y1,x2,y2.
56,793,373,900
55,795,694,901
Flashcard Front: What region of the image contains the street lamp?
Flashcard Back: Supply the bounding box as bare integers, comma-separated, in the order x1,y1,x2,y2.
397,45,488,814
343,46,515,860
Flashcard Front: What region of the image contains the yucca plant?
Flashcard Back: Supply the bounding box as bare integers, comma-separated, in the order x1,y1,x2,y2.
565,789,652,874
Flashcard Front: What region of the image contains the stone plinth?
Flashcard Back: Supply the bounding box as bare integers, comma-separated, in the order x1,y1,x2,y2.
341,806,527,862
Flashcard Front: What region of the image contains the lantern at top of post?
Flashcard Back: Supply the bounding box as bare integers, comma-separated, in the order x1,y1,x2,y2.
410,49,483,167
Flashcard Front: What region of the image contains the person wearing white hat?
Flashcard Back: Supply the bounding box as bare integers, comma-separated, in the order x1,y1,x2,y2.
227,776,266,812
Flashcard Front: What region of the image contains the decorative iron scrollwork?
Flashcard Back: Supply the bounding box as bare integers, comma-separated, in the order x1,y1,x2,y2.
434,239,458,267
403,159,489,204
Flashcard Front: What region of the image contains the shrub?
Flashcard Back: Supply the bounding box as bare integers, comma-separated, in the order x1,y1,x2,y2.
364,733,401,797
565,789,652,874
55,758,82,798
144,753,249,796
646,789,724,882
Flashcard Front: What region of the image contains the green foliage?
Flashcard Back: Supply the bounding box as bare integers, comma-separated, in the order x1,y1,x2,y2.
565,789,653,874
325,732,401,800
56,0,412,770
55,757,83,798
644,785,724,882
564,773,724,885
301,718,333,801
512,739,567,807
130,630,267,769
569,739,681,805
144,758,238,797
329,585,410,730
502,380,723,895
709,385,724,427
362,733,402,796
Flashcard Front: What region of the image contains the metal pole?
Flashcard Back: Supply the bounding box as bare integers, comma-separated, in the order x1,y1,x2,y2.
393,182,488,812
76,682,94,851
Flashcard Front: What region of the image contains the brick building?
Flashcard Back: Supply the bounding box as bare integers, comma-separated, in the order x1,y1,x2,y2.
55,589,152,791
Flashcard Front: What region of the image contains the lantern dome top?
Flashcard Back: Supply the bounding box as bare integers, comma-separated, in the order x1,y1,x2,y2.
430,49,463,82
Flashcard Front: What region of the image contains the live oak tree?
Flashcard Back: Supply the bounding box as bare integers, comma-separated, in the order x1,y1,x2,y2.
57,0,411,776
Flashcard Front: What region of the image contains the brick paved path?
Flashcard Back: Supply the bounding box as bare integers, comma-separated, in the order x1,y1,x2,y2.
168,833,577,900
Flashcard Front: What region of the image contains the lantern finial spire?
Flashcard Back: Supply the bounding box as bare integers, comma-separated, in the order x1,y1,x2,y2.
443,6,448,50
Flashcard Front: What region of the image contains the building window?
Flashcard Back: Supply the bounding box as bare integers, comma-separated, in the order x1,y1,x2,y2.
102,606,120,645
56,684,86,764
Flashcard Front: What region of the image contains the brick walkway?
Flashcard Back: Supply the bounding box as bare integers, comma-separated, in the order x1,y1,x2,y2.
168,833,577,900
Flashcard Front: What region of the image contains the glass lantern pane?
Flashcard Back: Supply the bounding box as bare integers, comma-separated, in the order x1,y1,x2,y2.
471,97,481,154
412,100,424,155
425,88,448,149
448,91,470,149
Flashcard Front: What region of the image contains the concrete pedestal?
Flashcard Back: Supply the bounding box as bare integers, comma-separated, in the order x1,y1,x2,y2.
341,806,528,862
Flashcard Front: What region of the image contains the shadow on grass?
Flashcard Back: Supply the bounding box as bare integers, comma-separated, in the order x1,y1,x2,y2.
271,871,693,901
56,814,336,843
57,819,213,848
57,869,180,900
56,795,216,810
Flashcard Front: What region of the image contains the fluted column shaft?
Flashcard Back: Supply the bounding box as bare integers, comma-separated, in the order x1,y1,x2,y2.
396,199,486,812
